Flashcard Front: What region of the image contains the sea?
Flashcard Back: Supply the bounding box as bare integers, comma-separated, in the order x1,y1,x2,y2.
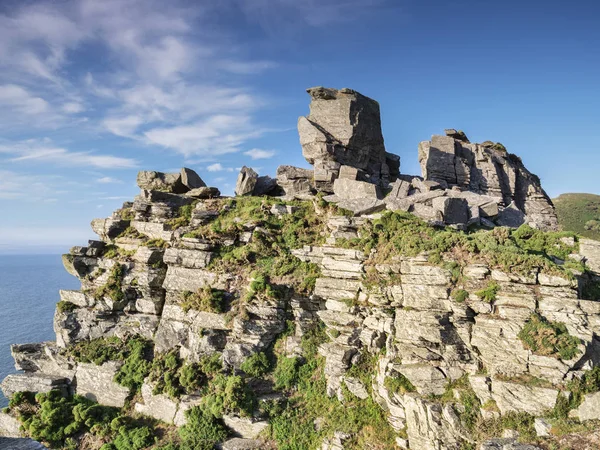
0,255,79,407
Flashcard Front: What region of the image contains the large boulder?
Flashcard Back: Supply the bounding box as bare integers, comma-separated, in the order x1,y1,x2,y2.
276,165,314,197
298,87,397,192
235,166,258,196
418,131,558,230
136,168,205,194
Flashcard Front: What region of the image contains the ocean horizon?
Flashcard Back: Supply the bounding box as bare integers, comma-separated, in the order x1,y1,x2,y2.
0,254,79,407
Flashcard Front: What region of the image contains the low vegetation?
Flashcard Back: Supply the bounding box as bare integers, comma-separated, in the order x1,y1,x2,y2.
337,211,580,277
94,264,126,303
475,281,499,303
518,313,580,361
179,285,226,313
7,390,160,449
183,197,326,294
554,193,600,240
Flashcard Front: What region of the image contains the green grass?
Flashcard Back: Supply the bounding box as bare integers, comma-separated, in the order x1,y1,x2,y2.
554,193,600,240
475,281,499,303
336,211,579,277
180,285,226,313
94,263,126,303
182,197,326,294
384,373,416,395
518,313,580,360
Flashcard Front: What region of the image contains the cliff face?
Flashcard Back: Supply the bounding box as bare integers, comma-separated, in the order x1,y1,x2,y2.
1,88,600,450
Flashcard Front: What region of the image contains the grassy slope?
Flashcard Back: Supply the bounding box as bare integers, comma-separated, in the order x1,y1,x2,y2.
553,193,600,240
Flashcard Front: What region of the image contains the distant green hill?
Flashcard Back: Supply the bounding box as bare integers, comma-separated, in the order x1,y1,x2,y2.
553,193,600,240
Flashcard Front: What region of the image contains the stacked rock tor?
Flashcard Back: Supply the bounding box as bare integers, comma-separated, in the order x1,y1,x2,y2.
235,86,558,230
2,88,598,450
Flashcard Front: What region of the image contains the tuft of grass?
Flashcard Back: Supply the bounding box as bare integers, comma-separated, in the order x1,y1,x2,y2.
180,285,226,313
240,352,271,378
57,301,78,313
384,373,416,395
475,281,499,303
94,263,126,303
518,313,580,360
452,289,469,303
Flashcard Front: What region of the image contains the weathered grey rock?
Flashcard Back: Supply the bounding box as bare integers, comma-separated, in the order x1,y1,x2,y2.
431,196,469,224
491,380,558,416
180,167,206,190
235,166,258,196
298,87,394,191
0,412,23,437
580,239,600,274
388,179,410,199
164,248,212,269
576,391,600,421
534,418,551,437
137,170,188,194
418,133,558,230
336,198,385,216
134,383,178,424
253,175,278,196
343,377,369,399
91,218,130,241
222,439,266,450
332,178,380,200
0,438,47,449
0,373,69,398
222,415,268,439
185,186,220,199
74,362,130,407
276,165,314,197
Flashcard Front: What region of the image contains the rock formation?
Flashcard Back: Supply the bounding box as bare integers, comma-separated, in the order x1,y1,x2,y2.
1,90,598,450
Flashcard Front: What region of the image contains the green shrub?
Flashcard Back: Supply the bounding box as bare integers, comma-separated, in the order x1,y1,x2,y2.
113,337,153,393
274,357,300,390
67,336,126,365
56,301,78,313
166,204,195,230
148,350,205,399
14,391,121,448
518,313,580,360
111,425,154,450
475,281,499,303
246,272,279,301
451,289,469,303
199,353,223,376
180,285,226,313
501,411,536,441
178,407,228,450
201,374,255,418
241,352,271,377
95,263,125,303
145,238,168,248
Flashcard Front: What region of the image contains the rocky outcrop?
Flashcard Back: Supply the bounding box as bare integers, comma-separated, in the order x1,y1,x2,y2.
418,130,558,230
297,87,392,192
0,87,595,450
137,167,206,194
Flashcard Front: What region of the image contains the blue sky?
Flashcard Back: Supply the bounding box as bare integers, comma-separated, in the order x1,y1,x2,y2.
0,0,598,254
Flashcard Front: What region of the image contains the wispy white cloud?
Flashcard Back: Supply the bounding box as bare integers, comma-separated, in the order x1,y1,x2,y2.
62,102,85,114
207,163,224,172
144,115,264,156
0,84,50,115
244,148,276,159
97,177,123,184
0,140,137,169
